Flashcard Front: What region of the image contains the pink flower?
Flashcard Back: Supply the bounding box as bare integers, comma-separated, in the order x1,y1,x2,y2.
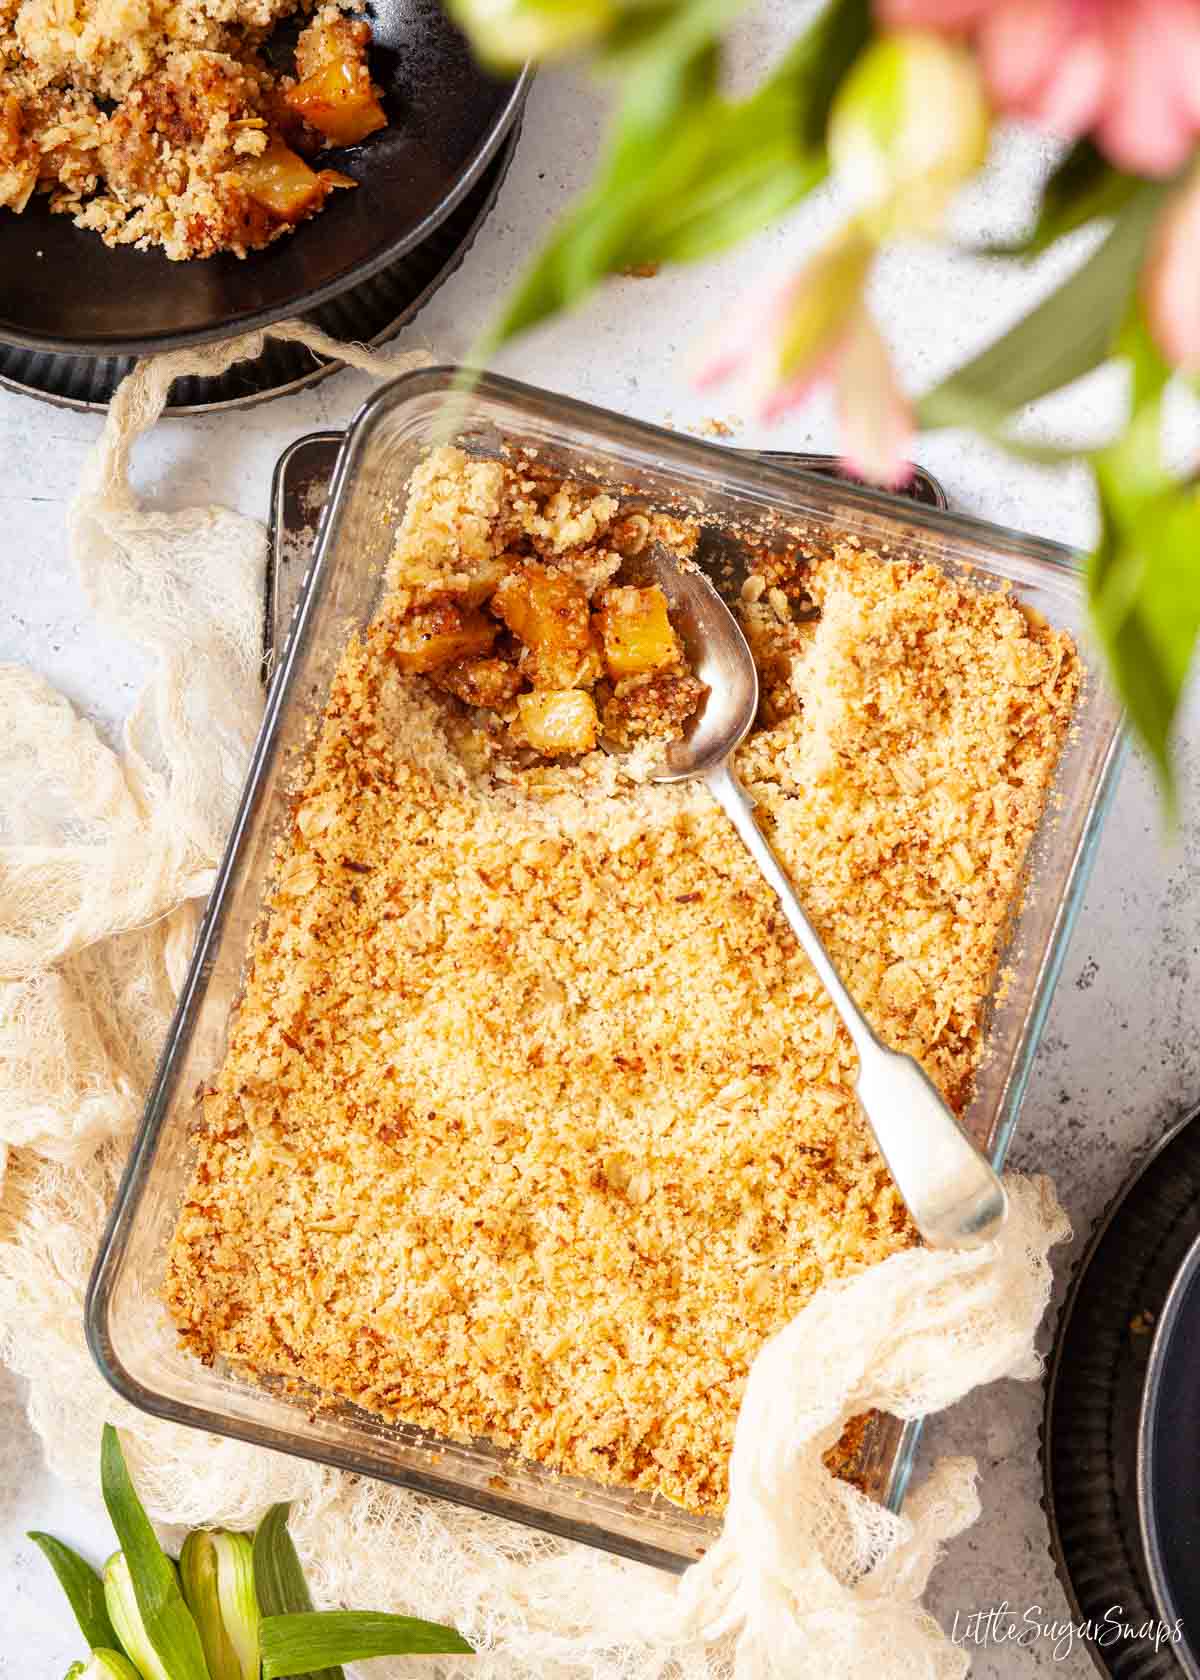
878,0,1200,176
696,232,914,488
1144,170,1200,368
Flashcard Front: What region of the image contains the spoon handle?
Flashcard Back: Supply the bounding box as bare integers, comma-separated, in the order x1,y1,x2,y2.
705,761,1007,1250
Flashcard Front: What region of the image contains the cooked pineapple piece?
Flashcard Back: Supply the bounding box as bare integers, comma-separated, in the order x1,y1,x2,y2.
515,689,598,756
390,603,497,674
595,585,682,678
235,138,327,220
285,56,386,147
433,654,523,712
492,562,602,689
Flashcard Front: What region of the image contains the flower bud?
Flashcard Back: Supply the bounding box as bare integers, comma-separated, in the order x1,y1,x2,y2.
103,1555,171,1680
179,1530,260,1680
830,32,990,234
77,1653,143,1680
447,0,612,68
769,229,875,404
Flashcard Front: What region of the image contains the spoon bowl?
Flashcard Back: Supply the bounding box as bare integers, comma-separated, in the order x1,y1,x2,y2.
634,547,760,783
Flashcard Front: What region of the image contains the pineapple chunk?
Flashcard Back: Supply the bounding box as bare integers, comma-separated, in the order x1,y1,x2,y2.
492,563,602,689
595,585,682,678
515,690,598,756
236,139,327,220
285,56,387,147
390,603,497,674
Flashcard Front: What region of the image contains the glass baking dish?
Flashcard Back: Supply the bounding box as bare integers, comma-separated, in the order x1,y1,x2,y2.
87,367,1124,1572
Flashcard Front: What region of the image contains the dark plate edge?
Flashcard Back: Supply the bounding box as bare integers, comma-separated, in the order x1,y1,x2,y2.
1137,1226,1200,1678
0,68,531,358
1042,1104,1200,1679
0,124,520,416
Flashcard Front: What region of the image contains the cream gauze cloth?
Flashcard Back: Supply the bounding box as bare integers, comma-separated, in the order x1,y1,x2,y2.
0,323,1071,1680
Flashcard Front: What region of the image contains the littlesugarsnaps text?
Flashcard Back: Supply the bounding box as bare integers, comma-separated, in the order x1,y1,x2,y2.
949,1603,1183,1662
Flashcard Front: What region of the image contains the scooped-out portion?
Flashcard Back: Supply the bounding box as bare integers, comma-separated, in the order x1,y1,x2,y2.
382,450,708,764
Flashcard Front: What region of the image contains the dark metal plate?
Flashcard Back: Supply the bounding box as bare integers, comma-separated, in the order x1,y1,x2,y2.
1043,1106,1200,1679
0,124,517,414
1140,1225,1200,1677
0,0,528,356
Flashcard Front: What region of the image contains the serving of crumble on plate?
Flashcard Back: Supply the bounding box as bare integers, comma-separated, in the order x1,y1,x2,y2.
0,0,386,258
165,444,1081,1516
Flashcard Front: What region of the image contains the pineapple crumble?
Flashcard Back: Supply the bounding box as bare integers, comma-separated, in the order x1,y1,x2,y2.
166,447,1081,1514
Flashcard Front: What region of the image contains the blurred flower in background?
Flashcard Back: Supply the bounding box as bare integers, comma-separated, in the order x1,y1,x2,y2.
696,30,987,483
696,229,914,485
878,0,1200,176
450,0,1200,795
1144,168,1200,369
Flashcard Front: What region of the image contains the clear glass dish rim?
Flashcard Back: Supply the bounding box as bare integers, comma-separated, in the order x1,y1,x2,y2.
85,365,1127,1567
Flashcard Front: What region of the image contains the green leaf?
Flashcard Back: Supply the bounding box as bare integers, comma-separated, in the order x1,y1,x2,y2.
489,0,871,345
260,1612,472,1678
1116,298,1175,412
1089,484,1200,813
599,0,747,78
919,182,1171,432
100,1427,211,1680
1027,141,1141,254
789,0,873,152
252,1506,342,1680
28,1533,119,1651
1089,358,1200,811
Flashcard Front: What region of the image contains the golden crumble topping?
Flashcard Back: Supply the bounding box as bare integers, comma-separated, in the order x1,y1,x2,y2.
165,447,1081,1514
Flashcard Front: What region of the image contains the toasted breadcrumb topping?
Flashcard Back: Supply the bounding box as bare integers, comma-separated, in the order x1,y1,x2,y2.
166,447,1080,1513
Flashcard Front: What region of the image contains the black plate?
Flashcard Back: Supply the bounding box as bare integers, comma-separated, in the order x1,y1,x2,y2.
0,123,518,413
1140,1228,1200,1676
1043,1106,1200,1678
0,0,529,356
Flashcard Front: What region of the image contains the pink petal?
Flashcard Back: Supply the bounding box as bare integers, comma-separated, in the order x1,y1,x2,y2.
1156,0,1200,126
1096,3,1199,175
834,310,914,489
1023,32,1110,140
694,280,789,389
757,346,842,424
876,0,988,28
1143,175,1200,371
978,0,1077,111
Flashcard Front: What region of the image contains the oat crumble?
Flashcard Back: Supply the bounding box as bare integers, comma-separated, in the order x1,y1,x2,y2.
165,446,1081,1514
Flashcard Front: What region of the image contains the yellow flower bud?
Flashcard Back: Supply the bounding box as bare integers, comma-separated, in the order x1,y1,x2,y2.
447,0,612,68
829,32,990,235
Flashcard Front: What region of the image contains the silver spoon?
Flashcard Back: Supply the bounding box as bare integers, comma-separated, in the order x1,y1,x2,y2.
637,544,1008,1250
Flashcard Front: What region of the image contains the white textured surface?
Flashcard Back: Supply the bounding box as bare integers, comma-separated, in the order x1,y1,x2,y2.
2,25,1199,1677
